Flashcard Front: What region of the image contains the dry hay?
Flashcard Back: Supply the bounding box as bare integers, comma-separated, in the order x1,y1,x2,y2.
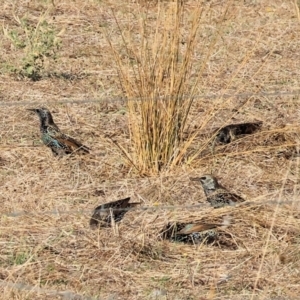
1,0,300,299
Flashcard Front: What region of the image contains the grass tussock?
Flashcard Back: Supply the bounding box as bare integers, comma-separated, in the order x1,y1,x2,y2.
107,1,230,174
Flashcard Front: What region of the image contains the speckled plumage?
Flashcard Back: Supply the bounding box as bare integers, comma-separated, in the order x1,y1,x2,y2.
28,108,90,156
190,174,245,208
90,197,140,229
215,122,262,144
161,222,220,244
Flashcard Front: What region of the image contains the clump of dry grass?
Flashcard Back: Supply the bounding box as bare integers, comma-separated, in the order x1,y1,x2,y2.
107,1,230,174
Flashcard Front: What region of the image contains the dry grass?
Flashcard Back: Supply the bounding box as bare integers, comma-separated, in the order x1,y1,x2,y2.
1,0,300,299
107,2,208,174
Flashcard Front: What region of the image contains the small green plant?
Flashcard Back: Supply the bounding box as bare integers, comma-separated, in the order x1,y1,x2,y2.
9,251,31,265
3,12,61,80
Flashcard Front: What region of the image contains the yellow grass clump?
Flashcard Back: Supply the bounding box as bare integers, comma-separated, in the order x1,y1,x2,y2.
107,1,230,174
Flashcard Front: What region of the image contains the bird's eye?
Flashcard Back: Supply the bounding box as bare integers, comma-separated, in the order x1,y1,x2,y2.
200,176,206,181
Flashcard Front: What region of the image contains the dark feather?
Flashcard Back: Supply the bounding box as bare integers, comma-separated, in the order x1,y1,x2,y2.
206,189,245,208
90,197,140,229
215,121,263,144
161,222,220,244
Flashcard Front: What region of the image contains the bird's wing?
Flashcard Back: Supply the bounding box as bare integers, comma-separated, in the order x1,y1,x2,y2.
104,197,132,209
56,134,90,153
177,223,221,235
45,125,89,153
46,124,61,136
217,188,245,203
90,197,138,228
92,197,133,215
110,198,140,216
41,132,69,150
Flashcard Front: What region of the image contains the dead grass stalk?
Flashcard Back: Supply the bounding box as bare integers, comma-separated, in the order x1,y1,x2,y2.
106,1,219,174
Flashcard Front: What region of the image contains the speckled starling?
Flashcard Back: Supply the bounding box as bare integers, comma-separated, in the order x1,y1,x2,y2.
190,174,245,208
161,222,220,244
215,121,262,144
90,197,140,229
28,108,90,156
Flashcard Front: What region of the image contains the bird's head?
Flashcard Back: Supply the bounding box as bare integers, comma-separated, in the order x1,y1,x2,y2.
27,107,55,126
190,174,219,190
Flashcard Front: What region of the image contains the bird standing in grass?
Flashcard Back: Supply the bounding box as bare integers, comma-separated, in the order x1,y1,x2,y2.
90,197,140,228
161,222,220,244
211,121,262,153
28,107,90,156
190,174,245,208
215,121,263,145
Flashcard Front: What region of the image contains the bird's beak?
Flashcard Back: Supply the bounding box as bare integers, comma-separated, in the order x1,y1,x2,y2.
189,177,199,182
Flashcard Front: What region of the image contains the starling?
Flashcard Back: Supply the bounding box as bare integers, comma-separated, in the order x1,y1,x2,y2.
161,222,220,244
28,108,90,156
190,174,245,208
89,197,140,229
215,121,262,145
